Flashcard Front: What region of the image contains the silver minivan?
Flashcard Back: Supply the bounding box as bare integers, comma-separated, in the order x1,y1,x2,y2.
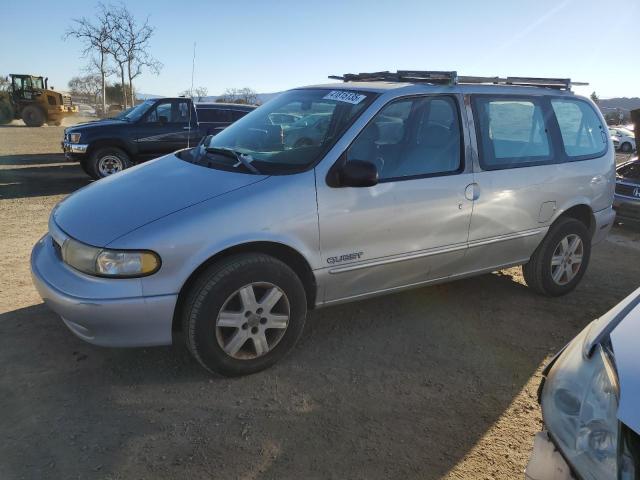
31,71,616,376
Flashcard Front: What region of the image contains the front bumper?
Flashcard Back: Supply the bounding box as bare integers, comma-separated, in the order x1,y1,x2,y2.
614,194,640,224
525,431,573,480
30,234,176,347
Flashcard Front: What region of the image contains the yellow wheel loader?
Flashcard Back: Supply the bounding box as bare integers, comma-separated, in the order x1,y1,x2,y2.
0,74,78,127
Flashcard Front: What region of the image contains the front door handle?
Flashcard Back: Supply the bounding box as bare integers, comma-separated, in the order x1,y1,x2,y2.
465,183,480,201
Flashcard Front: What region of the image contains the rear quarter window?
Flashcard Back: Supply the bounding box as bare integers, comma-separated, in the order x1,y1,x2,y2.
473,96,553,170
551,98,607,159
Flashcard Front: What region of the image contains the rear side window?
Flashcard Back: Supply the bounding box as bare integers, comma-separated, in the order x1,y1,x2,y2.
551,99,607,158
473,97,552,169
198,108,232,123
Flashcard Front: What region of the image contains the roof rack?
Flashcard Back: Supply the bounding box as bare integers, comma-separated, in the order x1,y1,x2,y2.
328,71,588,90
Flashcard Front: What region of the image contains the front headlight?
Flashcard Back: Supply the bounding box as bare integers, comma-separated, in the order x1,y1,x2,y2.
61,238,160,277
69,132,81,143
541,327,620,479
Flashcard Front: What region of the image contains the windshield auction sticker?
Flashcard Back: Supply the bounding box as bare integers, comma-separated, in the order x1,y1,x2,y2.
323,91,367,104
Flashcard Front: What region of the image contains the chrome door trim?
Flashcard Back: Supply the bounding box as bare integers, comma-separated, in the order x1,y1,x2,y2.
328,242,468,274
321,259,531,306
467,227,547,249
327,227,547,275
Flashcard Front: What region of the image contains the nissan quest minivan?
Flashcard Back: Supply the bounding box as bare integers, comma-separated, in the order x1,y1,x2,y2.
31,71,616,376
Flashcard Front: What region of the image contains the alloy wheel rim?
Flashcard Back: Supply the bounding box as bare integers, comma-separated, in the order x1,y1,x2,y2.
98,155,124,176
551,234,583,286
215,282,290,360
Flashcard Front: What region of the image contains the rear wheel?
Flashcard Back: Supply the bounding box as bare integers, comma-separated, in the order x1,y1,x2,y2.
21,105,45,127
621,142,633,153
182,253,307,376
522,217,591,296
0,96,13,124
88,147,131,179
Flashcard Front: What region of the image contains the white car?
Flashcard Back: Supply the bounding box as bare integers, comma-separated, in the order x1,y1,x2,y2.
609,126,636,153
526,286,640,480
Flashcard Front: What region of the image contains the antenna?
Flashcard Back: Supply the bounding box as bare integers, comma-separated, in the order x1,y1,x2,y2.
187,42,196,148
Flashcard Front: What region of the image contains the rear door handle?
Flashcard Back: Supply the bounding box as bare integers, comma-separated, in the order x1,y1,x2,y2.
465,183,480,201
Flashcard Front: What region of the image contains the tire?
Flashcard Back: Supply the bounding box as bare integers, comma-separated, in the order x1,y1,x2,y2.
182,253,307,377
88,146,131,179
21,105,45,127
621,142,633,153
0,96,13,124
522,217,591,296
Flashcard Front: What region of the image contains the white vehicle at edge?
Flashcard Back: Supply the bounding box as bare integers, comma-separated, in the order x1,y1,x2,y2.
526,287,640,480
609,127,636,153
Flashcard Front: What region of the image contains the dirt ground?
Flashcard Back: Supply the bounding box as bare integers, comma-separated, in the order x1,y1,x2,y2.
1,122,639,480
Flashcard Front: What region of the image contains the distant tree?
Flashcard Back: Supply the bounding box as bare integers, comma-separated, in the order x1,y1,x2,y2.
216,87,259,105
105,83,133,106
590,91,599,104
68,74,103,105
180,86,208,101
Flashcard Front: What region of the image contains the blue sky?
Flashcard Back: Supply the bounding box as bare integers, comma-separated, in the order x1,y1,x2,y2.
1,0,638,98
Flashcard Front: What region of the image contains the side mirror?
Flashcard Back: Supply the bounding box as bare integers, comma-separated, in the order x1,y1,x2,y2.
338,159,378,187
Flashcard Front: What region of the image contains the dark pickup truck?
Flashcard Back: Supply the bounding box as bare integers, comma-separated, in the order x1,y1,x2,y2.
62,98,256,179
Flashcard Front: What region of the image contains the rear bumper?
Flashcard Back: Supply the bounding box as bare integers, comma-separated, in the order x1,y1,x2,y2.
525,431,573,480
30,234,176,347
614,194,640,224
592,206,615,245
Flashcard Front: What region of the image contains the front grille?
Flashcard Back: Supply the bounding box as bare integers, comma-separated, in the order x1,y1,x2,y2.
615,182,640,198
52,237,63,260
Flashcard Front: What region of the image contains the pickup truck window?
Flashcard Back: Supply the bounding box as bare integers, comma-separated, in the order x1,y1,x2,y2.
183,89,376,174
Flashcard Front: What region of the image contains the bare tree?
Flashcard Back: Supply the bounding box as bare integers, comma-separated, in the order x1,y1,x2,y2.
65,3,115,115
108,3,162,107
216,87,259,105
68,74,103,106
180,86,208,101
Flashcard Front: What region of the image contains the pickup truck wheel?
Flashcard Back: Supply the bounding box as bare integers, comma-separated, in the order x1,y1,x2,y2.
88,147,131,179
21,105,45,127
522,218,591,297
182,253,307,377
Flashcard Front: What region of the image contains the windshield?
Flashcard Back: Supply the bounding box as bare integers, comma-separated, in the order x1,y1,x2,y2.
180,88,375,174
123,100,155,122
32,77,44,89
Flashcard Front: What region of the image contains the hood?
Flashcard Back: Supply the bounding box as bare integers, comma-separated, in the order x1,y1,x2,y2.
610,292,640,435
66,119,128,131
53,153,268,246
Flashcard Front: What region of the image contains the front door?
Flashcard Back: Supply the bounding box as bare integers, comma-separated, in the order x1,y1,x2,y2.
316,95,474,304
136,99,198,156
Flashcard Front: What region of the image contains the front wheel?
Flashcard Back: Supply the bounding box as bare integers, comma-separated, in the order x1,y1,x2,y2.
182,254,307,376
88,147,131,179
21,105,45,127
522,217,591,296
621,142,633,153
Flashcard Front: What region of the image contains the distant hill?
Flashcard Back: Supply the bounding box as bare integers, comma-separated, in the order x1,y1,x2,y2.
598,97,640,113
135,92,282,104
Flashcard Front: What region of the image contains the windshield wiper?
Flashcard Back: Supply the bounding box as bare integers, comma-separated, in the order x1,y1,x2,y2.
204,147,261,174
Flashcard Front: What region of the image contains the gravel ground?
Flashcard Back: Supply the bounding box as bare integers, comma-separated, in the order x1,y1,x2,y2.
1,122,639,480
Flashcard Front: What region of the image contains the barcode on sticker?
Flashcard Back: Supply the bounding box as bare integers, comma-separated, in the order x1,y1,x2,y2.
323,91,367,105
